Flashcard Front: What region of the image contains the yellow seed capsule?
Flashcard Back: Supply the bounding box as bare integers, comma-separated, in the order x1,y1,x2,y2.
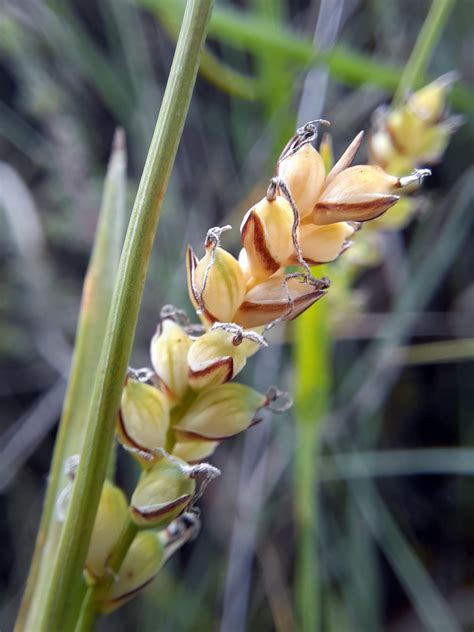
130,454,195,528
172,439,219,463
369,75,457,174
84,481,128,585
117,378,170,466
186,245,247,325
407,74,453,125
174,383,267,441
368,128,401,172
277,143,326,218
286,222,355,264
188,327,260,390
233,274,327,329
150,319,192,403
240,196,294,282
99,531,165,613
313,165,400,225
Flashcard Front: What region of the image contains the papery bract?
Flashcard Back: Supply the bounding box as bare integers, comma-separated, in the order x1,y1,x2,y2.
172,439,219,463
186,245,246,325
130,454,195,528
99,531,165,613
286,222,355,264
240,196,294,281
234,274,327,328
174,383,267,440
117,378,170,465
313,165,400,225
188,327,260,390
277,143,326,218
150,319,192,403
84,481,128,584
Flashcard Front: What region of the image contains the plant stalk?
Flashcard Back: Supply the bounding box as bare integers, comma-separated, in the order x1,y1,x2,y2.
392,0,455,106
293,269,331,632
31,1,213,629
75,519,139,632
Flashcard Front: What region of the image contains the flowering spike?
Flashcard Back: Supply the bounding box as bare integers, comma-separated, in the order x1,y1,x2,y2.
369,75,459,174
408,73,457,124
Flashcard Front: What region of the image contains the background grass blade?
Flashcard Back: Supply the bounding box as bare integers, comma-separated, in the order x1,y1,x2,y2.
294,272,331,632
137,0,474,113
16,130,127,631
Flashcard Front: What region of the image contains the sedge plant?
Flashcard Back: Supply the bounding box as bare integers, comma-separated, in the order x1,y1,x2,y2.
16,1,461,631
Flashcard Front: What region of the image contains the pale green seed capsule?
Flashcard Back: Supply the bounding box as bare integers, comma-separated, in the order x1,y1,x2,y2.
150,319,192,403
84,481,128,584
117,378,170,466
130,454,195,528
99,531,165,613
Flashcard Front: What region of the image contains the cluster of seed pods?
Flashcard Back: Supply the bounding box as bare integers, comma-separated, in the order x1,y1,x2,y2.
187,120,427,331
78,117,435,611
369,74,461,178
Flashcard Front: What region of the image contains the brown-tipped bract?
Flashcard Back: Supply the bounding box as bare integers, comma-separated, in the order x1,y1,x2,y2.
174,383,267,440
99,531,165,613
188,327,260,390
117,378,170,465
150,319,192,403
130,454,195,528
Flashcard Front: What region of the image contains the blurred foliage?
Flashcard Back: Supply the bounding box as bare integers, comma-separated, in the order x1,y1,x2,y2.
0,1,473,631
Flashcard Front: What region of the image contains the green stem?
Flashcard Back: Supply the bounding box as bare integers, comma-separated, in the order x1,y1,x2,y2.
75,588,96,632
106,519,139,578
33,1,213,629
392,0,455,106
76,519,139,632
293,267,331,632
158,10,259,100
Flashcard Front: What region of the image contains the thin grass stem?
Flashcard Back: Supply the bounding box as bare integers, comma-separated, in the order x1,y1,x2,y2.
294,268,331,632
392,0,455,106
